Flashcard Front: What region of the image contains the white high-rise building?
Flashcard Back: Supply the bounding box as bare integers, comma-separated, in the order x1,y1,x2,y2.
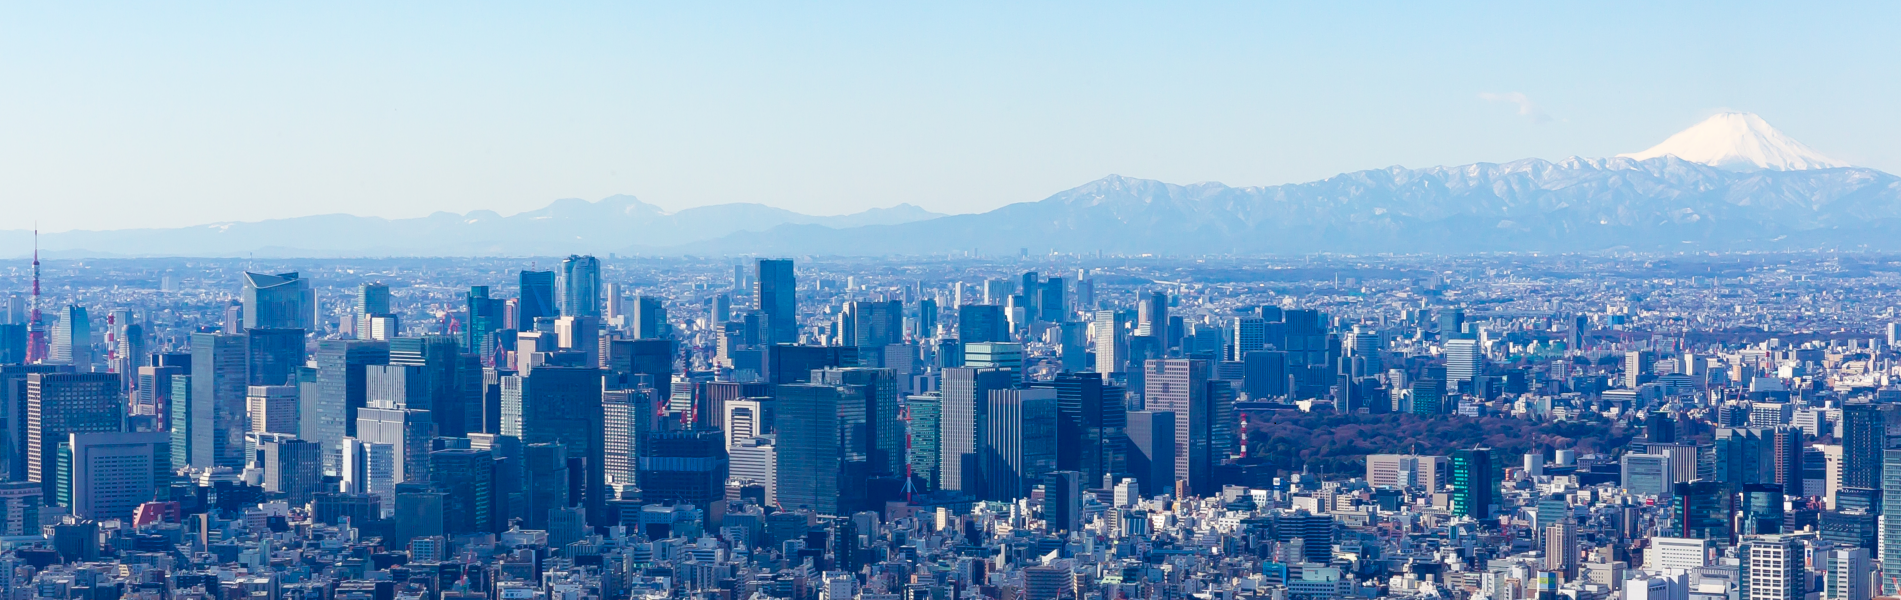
1444,338,1482,387
1740,534,1803,600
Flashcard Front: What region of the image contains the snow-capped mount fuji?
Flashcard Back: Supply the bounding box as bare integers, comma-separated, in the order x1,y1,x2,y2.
1617,112,1851,171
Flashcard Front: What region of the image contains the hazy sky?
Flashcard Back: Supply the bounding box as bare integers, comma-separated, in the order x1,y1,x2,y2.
3,2,1897,232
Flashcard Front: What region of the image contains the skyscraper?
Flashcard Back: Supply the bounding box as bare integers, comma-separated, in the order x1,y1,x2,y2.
939,367,1014,494
982,387,1057,501
632,296,667,339
1450,448,1494,519
466,286,504,361
246,328,304,386
241,272,314,331
1881,449,1901,595
812,368,903,476
1036,372,1126,487
841,300,903,348
310,340,390,472
517,270,558,329
1092,310,1127,374
1444,338,1482,389
500,366,605,525
1135,291,1167,338
904,393,941,491
190,332,248,469
775,383,850,515
561,255,602,318
63,431,169,521
27,373,122,499
1842,403,1883,495
1125,410,1176,497
1143,359,1232,496
48,305,90,368
757,259,797,345
957,305,1006,344
430,448,498,534
638,430,728,506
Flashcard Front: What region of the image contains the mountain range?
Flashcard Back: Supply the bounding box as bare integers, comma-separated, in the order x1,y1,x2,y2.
12,112,1897,257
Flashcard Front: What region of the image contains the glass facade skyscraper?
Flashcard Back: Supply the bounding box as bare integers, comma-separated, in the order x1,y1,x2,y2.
756,259,797,345
561,255,601,318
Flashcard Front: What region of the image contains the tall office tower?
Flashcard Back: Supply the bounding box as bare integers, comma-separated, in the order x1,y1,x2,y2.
1544,520,1579,581
776,383,851,515
188,332,248,469
1828,547,1873,600
311,340,390,472
389,336,475,437
812,368,902,476
1620,453,1672,497
1409,379,1447,415
246,386,299,435
1125,410,1176,497
48,305,90,368
905,393,941,491
112,322,146,390
1093,310,1128,374
1625,350,1657,388
357,282,392,317
1132,292,1166,340
1056,321,1088,373
1042,470,1082,533
1437,308,1465,337
939,367,1014,494
1038,277,1066,322
245,328,303,386
0,324,26,365
356,400,433,486
842,300,903,348
1739,534,1803,600
27,373,121,499
1883,449,1901,595
521,442,570,528
62,432,168,521
1037,372,1126,487
765,345,853,385
1740,484,1785,535
1566,314,1588,353
607,338,676,399
561,255,602,318
1715,427,1806,496
1842,403,1883,495
723,396,774,447
602,388,652,490
756,259,798,345
957,305,1007,344
1143,359,1228,496
639,430,728,506
1450,448,1494,519
1645,411,1678,443
167,375,192,470
517,270,558,328
631,296,667,339
136,365,184,422
430,448,497,535
1444,338,1482,389
965,342,1024,384
242,272,314,331
249,433,321,505
730,435,776,504
982,387,1058,501
916,298,939,339
1671,481,1735,547
1229,318,1268,361
500,366,606,525
466,286,504,359
982,279,1014,305
707,293,731,325
1242,350,1289,400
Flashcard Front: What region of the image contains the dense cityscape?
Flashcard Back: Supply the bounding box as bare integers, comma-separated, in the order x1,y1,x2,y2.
0,250,1891,600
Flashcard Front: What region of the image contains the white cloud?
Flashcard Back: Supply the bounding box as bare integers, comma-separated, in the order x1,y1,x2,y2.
1479,91,1556,124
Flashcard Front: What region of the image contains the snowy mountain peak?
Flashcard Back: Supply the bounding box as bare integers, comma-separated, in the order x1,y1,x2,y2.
1617,112,1849,171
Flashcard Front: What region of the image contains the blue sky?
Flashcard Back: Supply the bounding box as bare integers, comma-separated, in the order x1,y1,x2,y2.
2,2,1896,231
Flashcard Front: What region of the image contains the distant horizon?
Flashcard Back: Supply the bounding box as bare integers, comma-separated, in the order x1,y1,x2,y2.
6,3,1899,232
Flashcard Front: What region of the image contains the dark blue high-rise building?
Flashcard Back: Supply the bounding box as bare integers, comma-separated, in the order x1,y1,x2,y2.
517,270,558,329
756,259,797,345
957,305,1006,344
